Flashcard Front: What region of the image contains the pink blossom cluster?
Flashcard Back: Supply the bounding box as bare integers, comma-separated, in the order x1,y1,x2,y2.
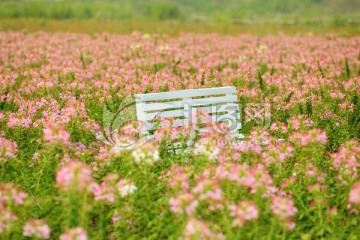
131,142,160,165
0,208,18,234
330,139,360,184
0,137,18,162
0,183,27,205
166,162,293,230
289,129,327,147
104,122,149,156
154,117,194,143
60,227,87,240
6,96,89,129
270,115,314,134
229,200,259,227
92,145,111,171
271,196,298,230
348,182,360,211
193,139,221,162
43,122,71,146
56,161,137,201
161,164,193,190
179,218,224,240
23,218,51,239
56,161,93,192
231,128,272,155
90,174,137,202
262,142,295,165
214,163,274,195
0,183,27,233
167,166,228,215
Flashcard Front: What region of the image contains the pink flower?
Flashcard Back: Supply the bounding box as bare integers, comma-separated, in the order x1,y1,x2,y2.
43,122,71,146
308,183,323,193
131,142,160,165
0,137,18,162
7,114,33,128
169,192,197,215
112,210,121,224
270,122,279,131
116,179,137,197
23,218,51,239
169,196,182,213
180,218,224,240
348,182,360,208
0,208,18,233
59,227,87,240
90,174,137,202
214,163,274,195
56,161,93,192
0,183,27,205
262,142,294,165
90,182,116,202
229,201,259,227
193,139,220,162
248,127,272,148
328,206,338,221
289,129,327,147
198,188,224,211
271,196,298,220
286,219,296,230
185,200,199,215
292,118,300,130
330,139,360,184
162,164,193,190
287,115,314,131
248,165,274,194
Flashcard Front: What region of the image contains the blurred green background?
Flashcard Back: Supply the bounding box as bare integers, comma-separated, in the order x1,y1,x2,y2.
0,0,359,35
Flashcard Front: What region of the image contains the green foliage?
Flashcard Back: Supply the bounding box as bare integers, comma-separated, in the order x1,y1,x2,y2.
0,0,359,24
146,3,181,20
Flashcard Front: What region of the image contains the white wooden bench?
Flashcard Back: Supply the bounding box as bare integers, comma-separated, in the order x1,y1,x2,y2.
135,86,244,140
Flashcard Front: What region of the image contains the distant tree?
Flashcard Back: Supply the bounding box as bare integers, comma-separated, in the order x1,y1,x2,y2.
146,3,181,20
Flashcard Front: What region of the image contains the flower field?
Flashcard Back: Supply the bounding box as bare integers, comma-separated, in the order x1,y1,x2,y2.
0,31,359,239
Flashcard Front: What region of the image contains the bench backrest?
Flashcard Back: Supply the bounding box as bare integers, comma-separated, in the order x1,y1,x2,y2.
135,86,243,138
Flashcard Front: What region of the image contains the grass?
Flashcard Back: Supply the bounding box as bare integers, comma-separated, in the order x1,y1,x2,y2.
1,18,360,36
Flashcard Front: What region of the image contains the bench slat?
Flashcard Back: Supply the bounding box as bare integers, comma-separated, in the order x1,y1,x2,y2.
142,95,238,111
144,105,240,121
146,114,241,130
145,109,184,120
145,132,245,141
135,86,236,102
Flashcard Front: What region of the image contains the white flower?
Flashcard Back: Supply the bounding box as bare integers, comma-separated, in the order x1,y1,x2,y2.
131,142,160,165
119,184,137,197
257,44,268,54
107,134,147,157
194,140,220,162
